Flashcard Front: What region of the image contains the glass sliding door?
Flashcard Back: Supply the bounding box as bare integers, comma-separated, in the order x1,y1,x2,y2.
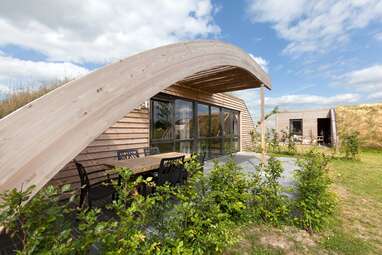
197,103,209,138
150,95,239,158
175,99,193,139
175,141,193,153
210,106,221,137
152,100,173,140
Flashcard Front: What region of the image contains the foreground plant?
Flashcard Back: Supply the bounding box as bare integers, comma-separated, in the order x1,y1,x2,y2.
251,157,290,225
0,185,83,254
293,151,336,232
342,131,360,160
1,154,335,254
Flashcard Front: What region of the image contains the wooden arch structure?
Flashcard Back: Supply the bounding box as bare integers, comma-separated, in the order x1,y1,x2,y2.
0,40,271,194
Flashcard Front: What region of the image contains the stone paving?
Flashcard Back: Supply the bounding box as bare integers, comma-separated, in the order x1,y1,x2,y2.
204,152,298,193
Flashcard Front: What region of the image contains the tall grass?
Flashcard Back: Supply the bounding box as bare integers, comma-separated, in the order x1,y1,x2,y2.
0,81,68,119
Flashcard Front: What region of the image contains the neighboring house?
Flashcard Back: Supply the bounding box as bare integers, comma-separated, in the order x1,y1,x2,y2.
275,108,337,146
0,40,271,195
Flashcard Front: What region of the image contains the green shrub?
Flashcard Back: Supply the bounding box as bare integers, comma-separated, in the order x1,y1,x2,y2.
151,159,250,254
0,156,296,254
293,151,336,232
268,129,280,153
342,131,360,159
208,160,252,223
0,184,92,254
251,157,290,224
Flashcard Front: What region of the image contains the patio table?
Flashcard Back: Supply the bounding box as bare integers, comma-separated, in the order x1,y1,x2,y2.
100,152,190,175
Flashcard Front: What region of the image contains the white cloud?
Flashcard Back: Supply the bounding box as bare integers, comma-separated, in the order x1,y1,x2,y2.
0,84,11,94
0,55,89,91
0,0,219,64
368,91,382,99
249,54,268,72
265,93,360,106
375,32,382,41
247,0,382,55
338,64,382,93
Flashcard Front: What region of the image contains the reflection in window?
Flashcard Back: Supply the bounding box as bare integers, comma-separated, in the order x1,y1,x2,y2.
152,100,173,140
197,103,209,137
175,141,193,153
175,99,193,139
233,112,239,136
210,106,221,137
223,109,232,136
151,97,240,158
223,138,233,154
209,139,221,158
197,140,209,154
153,143,173,153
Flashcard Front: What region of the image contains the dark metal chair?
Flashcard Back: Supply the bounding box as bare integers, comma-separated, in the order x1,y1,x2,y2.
194,151,207,166
74,160,115,209
117,149,139,160
156,155,185,186
144,147,160,156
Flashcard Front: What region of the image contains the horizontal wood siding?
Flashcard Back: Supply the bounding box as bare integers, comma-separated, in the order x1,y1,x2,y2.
48,108,150,190
48,84,255,189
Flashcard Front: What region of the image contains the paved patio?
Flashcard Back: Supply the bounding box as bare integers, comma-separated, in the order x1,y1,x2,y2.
204,152,298,191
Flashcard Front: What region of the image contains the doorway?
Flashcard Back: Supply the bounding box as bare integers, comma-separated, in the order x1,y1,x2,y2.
317,118,331,145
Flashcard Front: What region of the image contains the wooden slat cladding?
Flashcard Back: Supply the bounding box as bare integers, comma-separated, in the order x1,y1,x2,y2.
48,108,150,188
48,84,255,190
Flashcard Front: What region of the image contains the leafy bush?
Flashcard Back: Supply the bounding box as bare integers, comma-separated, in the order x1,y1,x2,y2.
278,129,297,155
0,156,301,254
251,157,290,224
342,131,360,159
0,184,94,254
293,151,336,232
0,159,248,254
268,129,281,153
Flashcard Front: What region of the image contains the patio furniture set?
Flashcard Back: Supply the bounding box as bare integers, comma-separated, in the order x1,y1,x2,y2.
74,147,206,209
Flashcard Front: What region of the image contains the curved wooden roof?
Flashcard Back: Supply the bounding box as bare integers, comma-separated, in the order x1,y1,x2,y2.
0,40,271,194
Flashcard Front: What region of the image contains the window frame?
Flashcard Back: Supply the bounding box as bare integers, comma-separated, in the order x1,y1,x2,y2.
150,93,240,157
289,119,303,136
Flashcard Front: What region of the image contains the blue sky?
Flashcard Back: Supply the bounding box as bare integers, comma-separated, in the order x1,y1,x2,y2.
0,0,381,118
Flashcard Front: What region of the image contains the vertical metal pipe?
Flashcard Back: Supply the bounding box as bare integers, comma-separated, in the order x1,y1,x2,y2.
329,108,338,150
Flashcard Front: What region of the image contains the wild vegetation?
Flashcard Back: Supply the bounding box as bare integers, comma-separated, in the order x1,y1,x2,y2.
0,81,67,119
0,151,336,254
336,104,382,149
341,131,360,159
229,149,382,254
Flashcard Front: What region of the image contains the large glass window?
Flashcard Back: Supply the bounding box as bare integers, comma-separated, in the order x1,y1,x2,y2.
175,99,193,139
152,100,173,140
175,141,193,154
210,106,221,137
233,112,239,136
209,139,222,158
223,109,232,136
197,103,209,137
154,142,174,153
150,95,239,159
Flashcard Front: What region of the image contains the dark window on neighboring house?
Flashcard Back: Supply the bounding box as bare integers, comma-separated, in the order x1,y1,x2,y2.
290,119,303,136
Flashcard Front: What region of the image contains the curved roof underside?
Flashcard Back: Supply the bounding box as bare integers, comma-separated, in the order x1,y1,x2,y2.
0,40,271,194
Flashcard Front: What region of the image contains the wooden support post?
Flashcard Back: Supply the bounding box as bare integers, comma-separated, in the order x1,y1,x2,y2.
260,84,266,165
